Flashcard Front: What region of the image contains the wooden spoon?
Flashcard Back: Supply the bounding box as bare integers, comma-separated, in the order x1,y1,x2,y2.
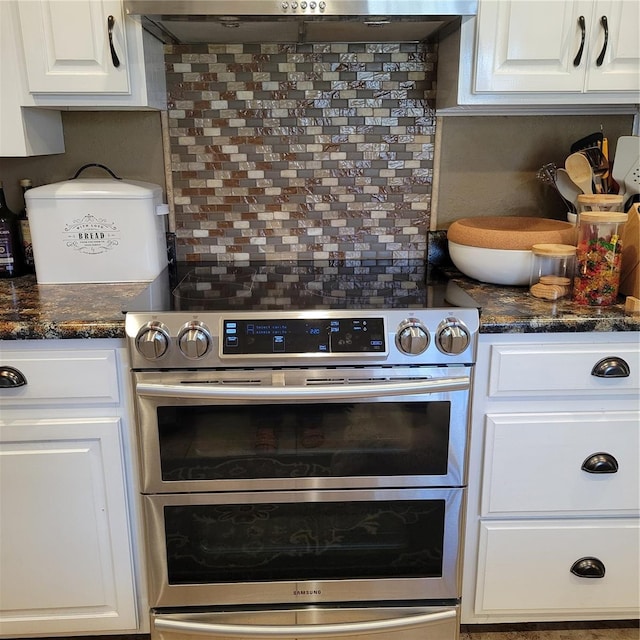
565,152,594,194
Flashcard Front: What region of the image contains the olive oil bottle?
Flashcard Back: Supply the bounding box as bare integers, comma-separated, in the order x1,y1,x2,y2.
0,180,25,278
18,178,35,274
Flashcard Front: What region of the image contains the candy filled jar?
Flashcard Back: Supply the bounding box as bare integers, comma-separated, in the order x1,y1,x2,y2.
572,211,627,306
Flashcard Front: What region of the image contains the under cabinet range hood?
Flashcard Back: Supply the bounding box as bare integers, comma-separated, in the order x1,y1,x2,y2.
124,0,477,44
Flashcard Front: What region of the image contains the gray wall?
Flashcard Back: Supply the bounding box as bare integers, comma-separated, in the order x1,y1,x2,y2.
0,111,165,212
434,114,635,229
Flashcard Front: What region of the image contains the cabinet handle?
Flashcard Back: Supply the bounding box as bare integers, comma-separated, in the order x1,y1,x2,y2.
570,557,606,579
581,452,619,474
0,366,28,388
573,15,586,66
596,16,608,66
107,15,121,68
591,357,630,378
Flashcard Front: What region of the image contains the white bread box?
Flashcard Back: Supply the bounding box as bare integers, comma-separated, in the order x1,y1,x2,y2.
26,176,169,284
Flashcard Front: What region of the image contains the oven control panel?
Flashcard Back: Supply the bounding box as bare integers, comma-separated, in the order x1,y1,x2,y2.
222,317,386,356
126,308,479,369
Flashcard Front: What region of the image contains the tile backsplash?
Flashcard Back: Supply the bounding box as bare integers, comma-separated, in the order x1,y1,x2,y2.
165,41,438,262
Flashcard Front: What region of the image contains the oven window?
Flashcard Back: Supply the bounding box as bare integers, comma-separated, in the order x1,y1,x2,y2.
164,500,445,584
157,402,450,481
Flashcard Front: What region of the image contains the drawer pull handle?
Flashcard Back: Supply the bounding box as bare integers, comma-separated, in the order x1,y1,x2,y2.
107,15,121,68
570,557,606,579
581,452,619,474
596,15,608,67
573,15,586,66
591,357,630,378
0,366,27,388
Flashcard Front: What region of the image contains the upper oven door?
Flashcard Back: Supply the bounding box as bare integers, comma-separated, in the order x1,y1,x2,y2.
133,365,472,494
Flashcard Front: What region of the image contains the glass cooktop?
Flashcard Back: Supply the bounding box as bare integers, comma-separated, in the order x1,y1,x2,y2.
124,260,480,313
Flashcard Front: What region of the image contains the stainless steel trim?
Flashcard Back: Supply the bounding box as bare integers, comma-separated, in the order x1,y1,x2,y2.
154,608,456,637
124,0,477,17
144,488,464,608
124,0,476,43
136,376,470,400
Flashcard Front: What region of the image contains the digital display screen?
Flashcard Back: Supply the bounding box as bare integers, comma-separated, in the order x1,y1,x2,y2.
222,318,386,355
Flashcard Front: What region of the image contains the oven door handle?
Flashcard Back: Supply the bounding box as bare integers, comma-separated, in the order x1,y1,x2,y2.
136,376,470,400
154,608,456,637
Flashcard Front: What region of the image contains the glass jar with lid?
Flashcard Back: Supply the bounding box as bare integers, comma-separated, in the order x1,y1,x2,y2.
576,194,624,214
529,243,576,301
572,211,627,306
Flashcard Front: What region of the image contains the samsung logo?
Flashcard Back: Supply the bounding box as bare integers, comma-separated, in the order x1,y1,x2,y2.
293,589,322,596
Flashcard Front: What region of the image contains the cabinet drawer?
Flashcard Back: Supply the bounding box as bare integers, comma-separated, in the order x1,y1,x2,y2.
475,520,640,616
0,350,119,405
487,343,640,398
482,412,639,516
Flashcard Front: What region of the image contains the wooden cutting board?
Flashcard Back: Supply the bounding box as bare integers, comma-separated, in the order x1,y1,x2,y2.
620,204,640,298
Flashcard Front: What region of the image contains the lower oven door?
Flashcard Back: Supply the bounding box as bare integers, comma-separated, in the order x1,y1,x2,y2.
151,605,459,639
144,488,463,608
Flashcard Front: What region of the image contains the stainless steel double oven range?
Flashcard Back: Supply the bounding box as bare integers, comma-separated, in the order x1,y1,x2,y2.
125,260,480,640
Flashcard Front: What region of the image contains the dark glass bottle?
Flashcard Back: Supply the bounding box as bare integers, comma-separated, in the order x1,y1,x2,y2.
18,178,35,274
0,180,25,278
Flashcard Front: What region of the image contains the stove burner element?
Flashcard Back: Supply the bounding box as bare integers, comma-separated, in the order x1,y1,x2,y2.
306,273,421,302
171,266,257,307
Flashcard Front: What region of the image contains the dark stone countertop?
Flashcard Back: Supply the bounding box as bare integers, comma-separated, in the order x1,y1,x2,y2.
0,272,638,340
451,275,640,334
0,274,147,340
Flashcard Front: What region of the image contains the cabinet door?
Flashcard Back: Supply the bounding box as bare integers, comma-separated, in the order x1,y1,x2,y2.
585,0,640,92
18,0,130,94
474,0,593,93
0,418,137,636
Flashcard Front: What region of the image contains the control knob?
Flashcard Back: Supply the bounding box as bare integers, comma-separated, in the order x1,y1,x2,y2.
436,317,470,355
395,318,429,355
178,321,212,359
136,321,170,360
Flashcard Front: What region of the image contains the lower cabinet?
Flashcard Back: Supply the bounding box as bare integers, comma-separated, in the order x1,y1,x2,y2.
462,332,640,624
0,340,145,637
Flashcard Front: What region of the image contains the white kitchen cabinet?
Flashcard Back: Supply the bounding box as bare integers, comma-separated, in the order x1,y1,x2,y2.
461,332,640,624
436,0,640,113
0,340,147,637
475,0,639,94
0,1,64,157
17,0,166,109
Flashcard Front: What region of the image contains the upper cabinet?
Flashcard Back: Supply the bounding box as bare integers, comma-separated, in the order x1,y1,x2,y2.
17,0,166,109
437,0,640,113
0,1,64,157
475,0,639,93
1,0,166,156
